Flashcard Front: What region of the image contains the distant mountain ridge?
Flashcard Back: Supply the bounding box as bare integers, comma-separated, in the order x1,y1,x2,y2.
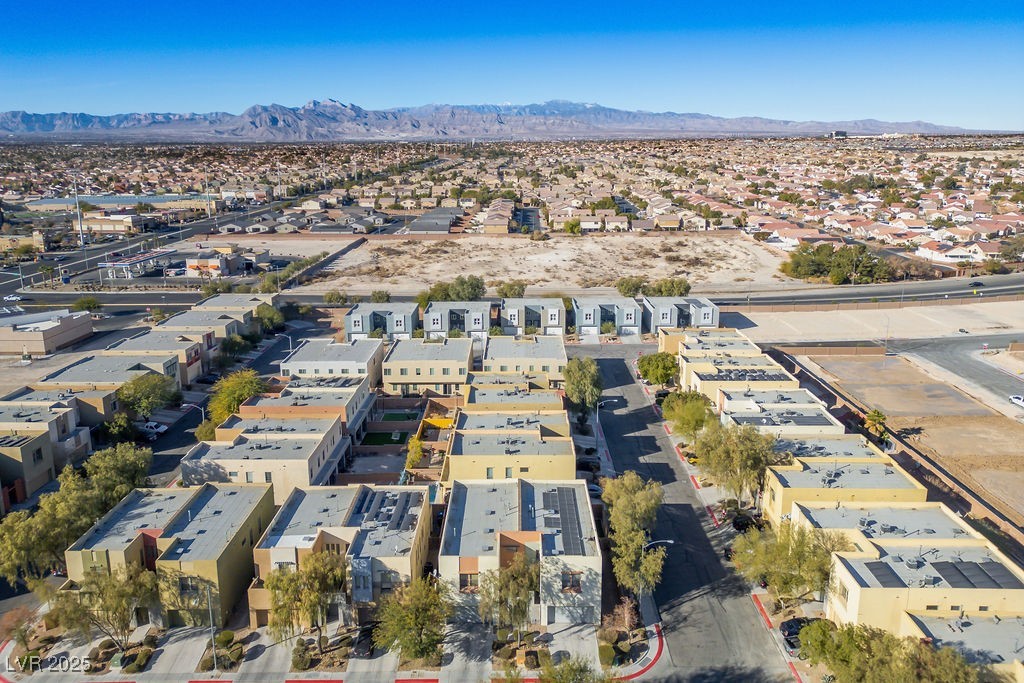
0,99,979,141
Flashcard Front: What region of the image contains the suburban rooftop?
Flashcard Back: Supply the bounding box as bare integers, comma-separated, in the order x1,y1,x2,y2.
186,434,328,462
347,301,419,315
70,488,195,551
384,338,473,363
39,354,172,385
728,405,841,428
105,330,202,352
454,411,568,432
842,543,1024,591
720,388,821,405
773,461,919,490
464,386,564,408
0,404,68,425
442,479,598,558
450,431,573,458
0,386,112,403
484,336,567,361
909,614,1024,666
159,484,270,562
218,414,339,436
796,503,978,541
282,338,383,365
775,434,885,460
242,385,364,410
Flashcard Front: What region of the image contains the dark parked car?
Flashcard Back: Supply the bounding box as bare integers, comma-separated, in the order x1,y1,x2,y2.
576,458,601,473
654,389,671,399
733,514,763,533
780,617,815,638
969,280,984,287
352,624,377,657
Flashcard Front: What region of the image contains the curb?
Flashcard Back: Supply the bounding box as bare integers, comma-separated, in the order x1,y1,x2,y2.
751,593,773,631
706,505,721,527
689,474,702,490
788,662,805,683
616,623,665,681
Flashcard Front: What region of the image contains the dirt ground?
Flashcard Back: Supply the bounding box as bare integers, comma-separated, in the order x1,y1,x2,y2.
983,349,1024,377
810,355,1024,525
245,233,791,295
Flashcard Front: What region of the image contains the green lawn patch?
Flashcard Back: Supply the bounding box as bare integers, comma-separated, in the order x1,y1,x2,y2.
362,431,409,445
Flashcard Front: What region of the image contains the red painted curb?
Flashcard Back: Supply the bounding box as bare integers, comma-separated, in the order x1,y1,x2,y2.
706,505,721,527
396,679,439,683
788,661,804,683
616,623,665,681
689,474,701,490
751,593,773,630
285,680,344,683
662,423,671,434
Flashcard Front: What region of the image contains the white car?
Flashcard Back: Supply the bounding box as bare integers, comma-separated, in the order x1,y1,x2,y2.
1011,396,1024,409
141,421,168,435
3,294,22,302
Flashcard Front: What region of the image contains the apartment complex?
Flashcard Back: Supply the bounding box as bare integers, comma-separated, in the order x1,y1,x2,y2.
344,302,419,341
498,298,566,336
641,296,719,334
64,484,275,628
0,309,93,355
382,338,473,396
572,297,641,336
279,338,385,387
248,484,430,627
422,301,493,341
440,480,602,625
102,330,208,386
482,336,567,386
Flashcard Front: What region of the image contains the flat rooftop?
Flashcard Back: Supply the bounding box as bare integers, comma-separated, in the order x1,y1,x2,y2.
188,435,323,462
775,435,885,460
282,338,382,366
721,389,820,405
454,411,568,432
385,338,473,363
442,480,597,558
695,368,793,383
71,488,195,551
843,543,1024,591
160,484,269,562
218,415,338,436
484,336,567,362
466,372,545,386
910,614,1024,666
729,406,840,428
423,301,492,315
450,432,572,457
643,296,713,307
243,383,365,410
572,296,641,309
39,355,168,385
0,405,66,425
681,337,762,354
157,310,246,327
0,386,112,403
774,461,918,490
684,354,779,369
796,503,976,541
464,387,563,408
105,330,201,352
500,298,565,309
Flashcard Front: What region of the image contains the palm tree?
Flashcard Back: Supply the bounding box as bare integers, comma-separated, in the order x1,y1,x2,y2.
864,409,887,439
39,265,55,288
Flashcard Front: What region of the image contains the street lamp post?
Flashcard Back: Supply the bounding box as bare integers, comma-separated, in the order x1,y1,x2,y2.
182,403,207,422
643,539,674,551
277,333,293,354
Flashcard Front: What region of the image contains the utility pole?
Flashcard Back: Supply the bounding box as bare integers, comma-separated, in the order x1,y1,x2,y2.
207,585,218,671
72,177,86,249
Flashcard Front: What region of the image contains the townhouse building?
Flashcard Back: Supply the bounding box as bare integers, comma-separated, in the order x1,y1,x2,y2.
572,297,641,336
482,336,567,386
248,484,431,627
440,480,602,625
498,298,566,336
238,375,375,443
422,302,493,342
344,302,419,342
640,297,719,334
102,330,207,387
0,309,94,356
382,338,474,396
64,484,275,628
280,338,385,387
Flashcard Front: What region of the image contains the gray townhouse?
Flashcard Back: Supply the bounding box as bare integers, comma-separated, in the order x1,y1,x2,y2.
641,296,720,334
499,298,566,336
572,297,641,336
423,301,493,342
344,302,419,342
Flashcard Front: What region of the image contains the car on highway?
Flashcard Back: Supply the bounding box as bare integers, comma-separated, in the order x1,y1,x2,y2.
969,281,984,287
1011,395,1024,408
3,295,22,302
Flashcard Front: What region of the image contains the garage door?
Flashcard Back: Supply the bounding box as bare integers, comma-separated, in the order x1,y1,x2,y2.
548,605,596,624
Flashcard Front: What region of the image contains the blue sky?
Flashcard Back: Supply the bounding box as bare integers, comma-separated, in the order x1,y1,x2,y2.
2,0,1022,129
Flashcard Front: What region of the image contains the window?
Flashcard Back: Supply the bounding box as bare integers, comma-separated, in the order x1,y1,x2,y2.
505,467,513,478
264,472,272,483
561,571,582,593
299,368,307,374
500,365,508,372
228,471,239,477
950,605,960,612
459,368,466,375
486,467,494,479
342,368,349,374
978,605,989,612
32,448,44,464
328,368,334,375
837,583,849,603
429,367,435,376
400,368,408,376
925,605,938,611
178,576,199,594
415,367,421,376
245,472,254,483
384,368,391,376
542,365,549,372
459,573,479,593
520,467,529,473
584,313,593,322
442,367,451,376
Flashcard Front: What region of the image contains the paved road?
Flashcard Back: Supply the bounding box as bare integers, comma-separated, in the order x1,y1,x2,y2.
889,333,1024,404
575,344,790,682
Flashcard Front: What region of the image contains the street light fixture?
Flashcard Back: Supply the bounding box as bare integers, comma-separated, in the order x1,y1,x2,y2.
182,402,207,422
276,333,293,354
643,539,674,550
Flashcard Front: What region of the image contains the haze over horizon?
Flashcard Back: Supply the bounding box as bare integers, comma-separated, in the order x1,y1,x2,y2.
2,0,1022,131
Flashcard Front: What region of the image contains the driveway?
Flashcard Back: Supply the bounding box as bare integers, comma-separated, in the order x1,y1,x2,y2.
146,627,206,676
547,622,600,672
345,644,399,683
237,628,294,681
441,624,494,683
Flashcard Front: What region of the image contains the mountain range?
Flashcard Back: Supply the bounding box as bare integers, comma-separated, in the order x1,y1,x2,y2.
0,99,978,142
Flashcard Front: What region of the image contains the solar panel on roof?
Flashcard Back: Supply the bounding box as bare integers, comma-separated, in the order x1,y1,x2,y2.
979,561,1024,590
931,561,974,588
956,562,1000,589
557,487,585,556
865,561,906,588
543,517,561,528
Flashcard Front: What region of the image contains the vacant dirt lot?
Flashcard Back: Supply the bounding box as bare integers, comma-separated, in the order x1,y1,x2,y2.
270,233,791,295
810,355,1024,525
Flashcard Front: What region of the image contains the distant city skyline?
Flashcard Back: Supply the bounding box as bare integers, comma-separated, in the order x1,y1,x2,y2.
2,0,1022,130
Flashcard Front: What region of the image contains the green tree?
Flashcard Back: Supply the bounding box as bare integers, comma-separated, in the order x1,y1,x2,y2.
405,436,424,471
636,352,677,386
538,657,611,683
665,396,712,441
863,409,887,439
47,563,158,653
39,264,55,287
296,552,346,652
70,296,102,313
99,411,137,444
693,421,777,504
265,565,303,642
0,606,33,654
600,321,616,335
448,274,486,300
732,522,851,607
495,280,527,298
84,443,153,511
614,276,647,297
323,290,346,305
13,244,36,260
642,277,691,297
602,472,666,597
254,303,285,332
373,578,452,661
477,550,539,647
209,369,266,425
563,357,603,416
369,290,391,303
116,373,179,419
194,419,217,441
564,218,581,235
